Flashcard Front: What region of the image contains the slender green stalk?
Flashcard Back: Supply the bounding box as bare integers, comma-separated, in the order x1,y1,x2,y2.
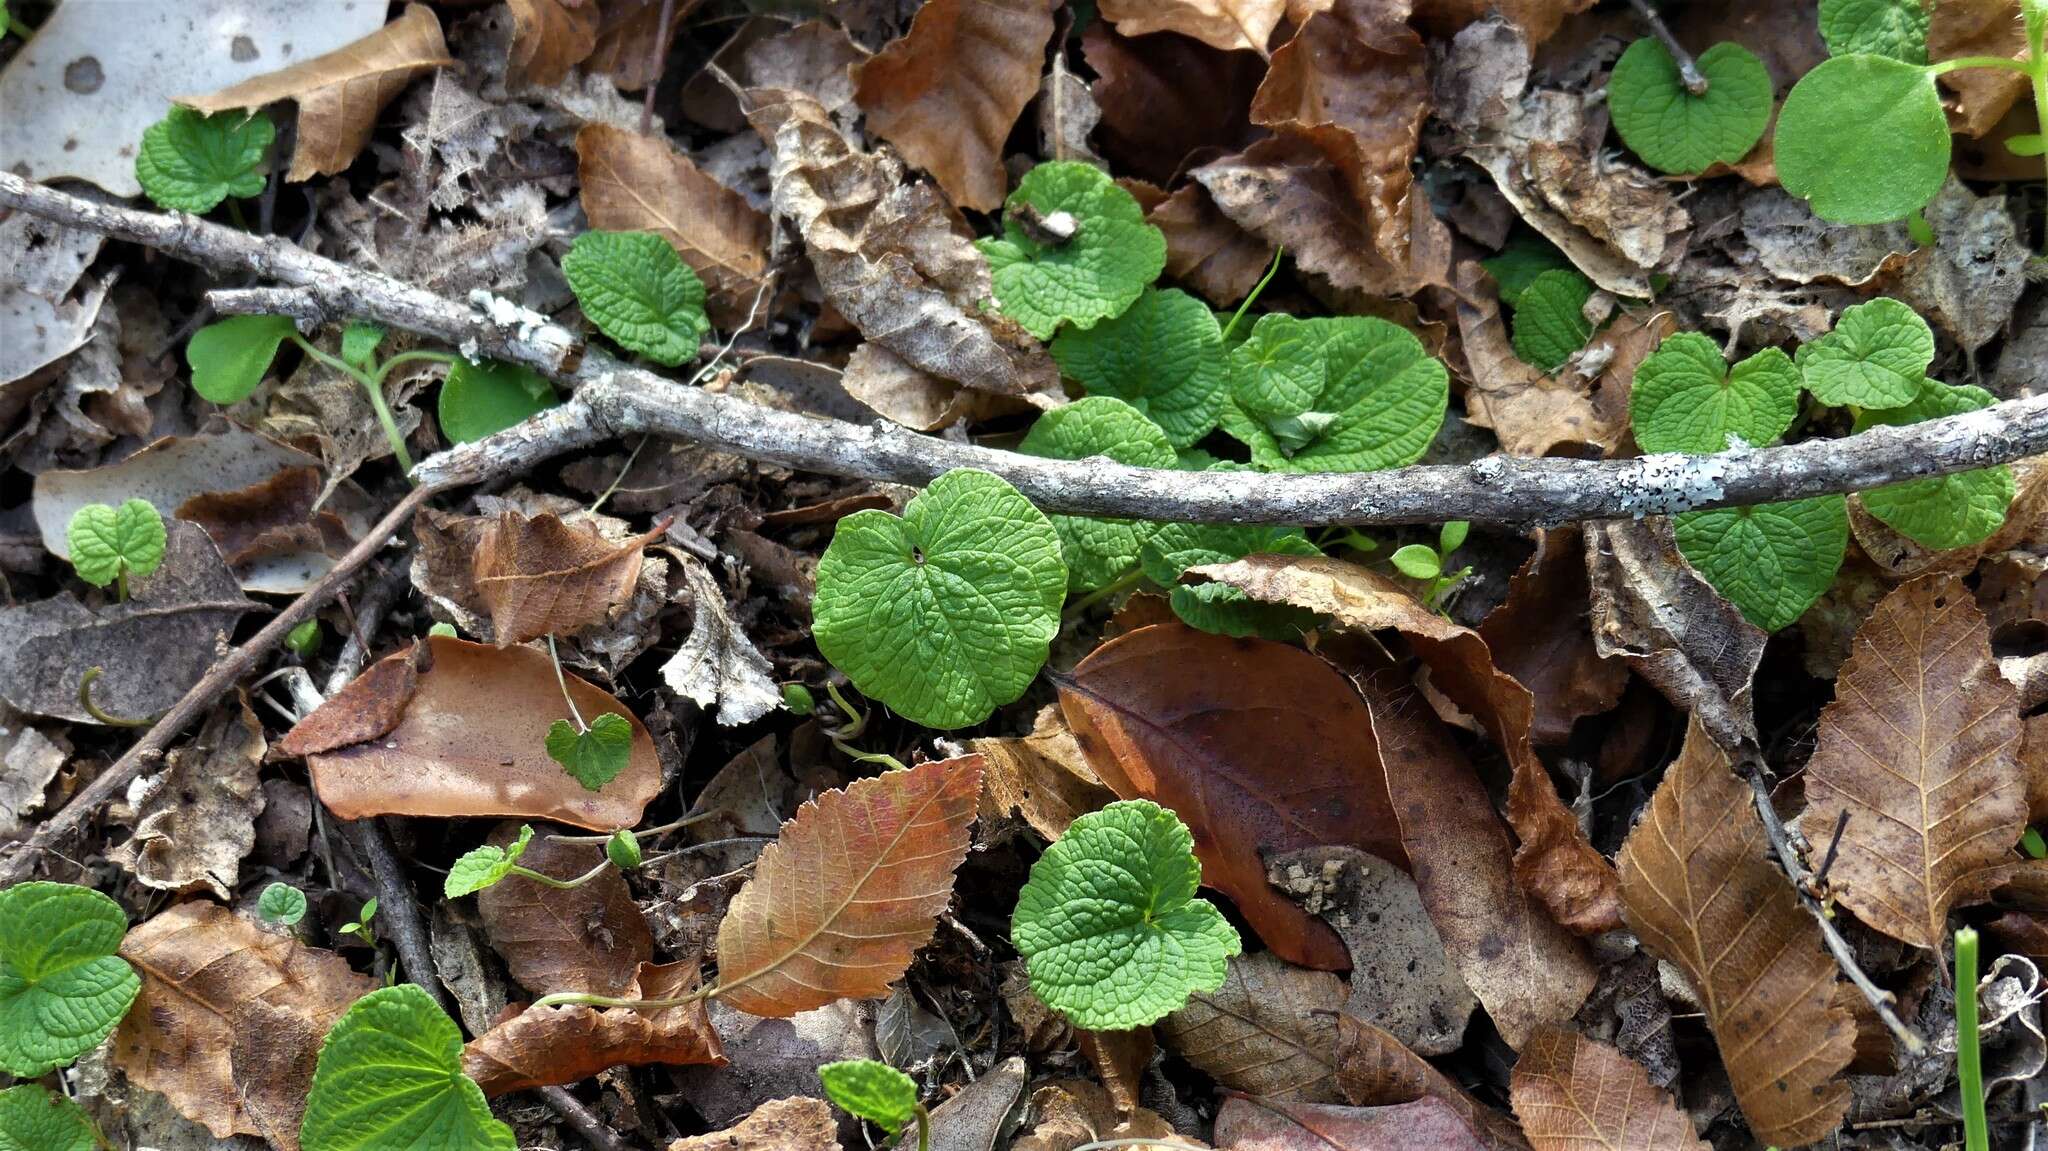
1956,926,1988,1151
370,350,461,386
820,682,909,770
548,809,723,844
1928,55,2035,77
78,667,154,728
1220,246,1285,344
2028,10,2048,257
288,333,415,474
546,635,588,732
912,1107,930,1151
531,986,710,1011
1063,567,1147,620
505,859,612,890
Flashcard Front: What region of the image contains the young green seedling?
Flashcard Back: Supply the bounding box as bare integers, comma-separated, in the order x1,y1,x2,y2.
258,882,308,928
337,897,377,948
285,618,322,657
1220,313,1449,474
1608,38,1773,175
821,1060,928,1151
780,682,816,716
978,161,1166,340
135,106,273,215
300,984,515,1151
0,1084,99,1151
542,636,634,791
67,499,166,601
444,824,627,898
1389,521,1473,610
562,230,710,367
0,882,142,1077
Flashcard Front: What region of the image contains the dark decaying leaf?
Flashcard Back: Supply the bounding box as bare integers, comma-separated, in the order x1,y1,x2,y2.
1158,951,1346,1103
475,822,655,999
462,960,724,1094
1213,1094,1492,1151
1479,526,1630,745
1334,1014,1530,1151
472,509,662,646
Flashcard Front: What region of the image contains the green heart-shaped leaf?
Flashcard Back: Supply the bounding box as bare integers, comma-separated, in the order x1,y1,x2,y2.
300,984,515,1151
1049,287,1227,447
0,882,140,1076
1819,0,1929,63
439,359,560,444
0,1084,97,1151
1631,332,1801,454
1608,38,1773,174
1775,54,1949,225
545,713,635,792
1018,397,1176,592
258,882,308,927
135,106,273,214
1852,378,2014,548
187,314,296,405
1794,296,1933,408
1140,521,1321,639
1508,268,1596,371
67,499,168,589
1676,497,1850,631
1220,316,1448,474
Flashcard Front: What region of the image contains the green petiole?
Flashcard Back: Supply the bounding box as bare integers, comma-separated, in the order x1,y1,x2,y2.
1955,926,1988,1151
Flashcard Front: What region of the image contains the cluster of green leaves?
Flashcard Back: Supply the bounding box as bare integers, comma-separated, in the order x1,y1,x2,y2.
0,1084,98,1151
1483,239,1600,372
563,230,711,366
0,883,140,1078
66,498,166,599
1608,37,1773,175
136,106,273,214
1390,521,1472,608
337,898,377,948
821,1060,926,1148
1631,299,2012,630
299,984,515,1151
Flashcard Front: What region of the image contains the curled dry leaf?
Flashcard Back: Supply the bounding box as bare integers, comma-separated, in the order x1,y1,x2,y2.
711,754,983,1017
109,698,266,900
114,901,375,1148
183,5,455,181
1100,0,1288,54
1076,1026,1154,1116
463,959,725,1094
973,702,1117,840
505,0,599,89
472,508,661,646
1617,719,1854,1148
1011,1080,1201,1151
1478,526,1629,745
1214,1094,1490,1151
1803,573,2024,951
475,822,655,998
852,0,1058,212
1509,1026,1707,1151
576,123,773,327
298,636,661,831
928,1056,1030,1151
1930,0,2030,138
661,557,782,726
1334,1015,1530,1151
274,640,421,759
1148,182,1275,307
667,1097,841,1151
1158,951,1344,1103
175,467,356,580
1057,622,1404,971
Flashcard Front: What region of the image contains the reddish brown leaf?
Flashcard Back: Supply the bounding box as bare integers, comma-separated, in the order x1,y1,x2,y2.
1076,1026,1155,1116
463,960,725,1094
1509,1026,1707,1151
1480,527,1630,746
1334,1015,1530,1151
1158,952,1346,1103
1617,719,1854,1148
174,466,351,570
1081,21,1265,187
1057,622,1405,971
851,0,1058,212
1803,573,2025,951
1149,182,1276,307
275,640,422,758
1215,1094,1491,1151
472,509,661,646
1100,0,1288,53
305,636,661,831
666,1097,840,1151
711,754,983,1016
587,0,700,90
972,703,1116,840
476,822,655,998
1931,0,2030,138
505,0,598,88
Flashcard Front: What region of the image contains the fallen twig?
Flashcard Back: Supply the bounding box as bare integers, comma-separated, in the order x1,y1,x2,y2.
8,173,2048,527
540,1085,639,1151
1626,0,1709,95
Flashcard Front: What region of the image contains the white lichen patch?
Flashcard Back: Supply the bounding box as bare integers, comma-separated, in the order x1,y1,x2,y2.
1617,452,1729,518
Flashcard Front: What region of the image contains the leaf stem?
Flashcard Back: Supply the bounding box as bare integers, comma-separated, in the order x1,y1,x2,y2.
371,349,461,385
506,859,612,889
547,635,589,732
78,667,156,728
288,333,415,475
1063,567,1147,621
2027,19,2048,256
530,986,710,1011
548,809,723,844
1220,246,1285,344
1927,55,2036,77
913,1105,930,1151
1956,926,1989,1151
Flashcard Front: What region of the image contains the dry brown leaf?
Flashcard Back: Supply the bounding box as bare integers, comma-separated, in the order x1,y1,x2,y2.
1803,573,2024,951
588,0,700,90
1149,182,1275,307
668,1097,841,1151
114,901,376,1148
1478,526,1629,745
1617,719,1854,1148
1012,1080,1202,1150
1076,1026,1154,1116
1412,0,1593,43
1158,951,1345,1102
274,641,421,758
476,822,655,997
1930,0,2029,138
301,636,662,831
839,343,1040,431
851,0,1058,212
1057,622,1405,971
1188,556,1621,937
506,0,599,89
1100,0,1288,53
576,123,772,327
109,698,265,899
712,754,983,1016
1082,20,1265,187
1509,1026,1707,1151
1334,1015,1530,1151
174,466,353,573
472,509,660,646
463,959,724,1094
1195,136,1430,299
2025,714,2048,825
661,556,782,727
973,702,1116,840
183,5,455,181
1214,1094,1490,1151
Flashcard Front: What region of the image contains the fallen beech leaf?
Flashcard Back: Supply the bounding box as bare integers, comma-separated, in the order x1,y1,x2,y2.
473,509,661,646
1930,0,2030,138
973,703,1117,839
1100,0,1287,53
1804,573,2024,950
114,901,375,1147
463,960,724,1094
1509,1026,1707,1151
1479,526,1628,745
475,822,654,998
1617,719,1854,1147
274,641,421,759
577,123,772,327
109,699,265,899
302,636,661,831
852,0,1058,212
1082,21,1265,187
1333,1015,1530,1151
661,557,782,726
1583,518,1767,751
1157,951,1345,1102
667,1097,840,1151
1076,1026,1154,1116
505,0,598,89
587,0,698,90
174,466,354,577
1214,1094,1490,1151
183,5,455,181
712,755,983,1016
1189,556,1621,936
1057,622,1404,971
1012,1080,1201,1150
1149,182,1275,307
1412,0,1593,43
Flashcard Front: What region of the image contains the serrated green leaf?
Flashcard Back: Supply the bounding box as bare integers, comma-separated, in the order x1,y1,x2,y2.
545,714,634,792
187,314,296,405
1819,0,1929,63
135,106,273,214
1631,333,1801,453
258,882,308,927
300,983,515,1151
1852,378,2014,547
340,323,385,370
0,882,140,1077
978,161,1166,340
443,825,535,899
1609,39,1774,174
562,231,709,366
1012,799,1239,1031
1390,543,1442,580
819,1059,920,1134
1220,317,1448,473
814,469,1066,729
1049,287,1227,447
67,499,167,589
1775,54,1949,225
1675,497,1850,631
0,1084,97,1151
1794,296,1933,408
1508,268,1596,371
1481,236,1573,308
1141,522,1322,639
1018,397,1176,592
438,359,559,444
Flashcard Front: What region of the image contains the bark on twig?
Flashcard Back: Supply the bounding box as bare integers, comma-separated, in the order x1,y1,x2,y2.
1626,0,1709,95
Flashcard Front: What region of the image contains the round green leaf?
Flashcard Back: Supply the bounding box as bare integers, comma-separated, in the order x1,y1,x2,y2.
1675,497,1850,631
135,106,273,214
1229,313,1334,420
0,1084,98,1151
1852,379,2013,548
1389,543,1442,580
66,499,168,589
977,161,1167,340
606,829,643,871
1018,397,1176,592
1819,0,1929,63
1631,333,1801,454
1140,521,1322,639
300,984,516,1151
545,713,635,792
1508,268,1596,371
813,468,1066,729
1049,287,1227,447
562,231,709,366
258,882,309,927
1012,799,1240,1031
1220,317,1448,474
819,1060,920,1135
444,825,535,899
1609,38,1774,174
1793,296,1933,408
0,882,140,1077
439,359,560,444
1481,236,1573,308
340,322,385,370
1775,53,1950,225
187,314,296,405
